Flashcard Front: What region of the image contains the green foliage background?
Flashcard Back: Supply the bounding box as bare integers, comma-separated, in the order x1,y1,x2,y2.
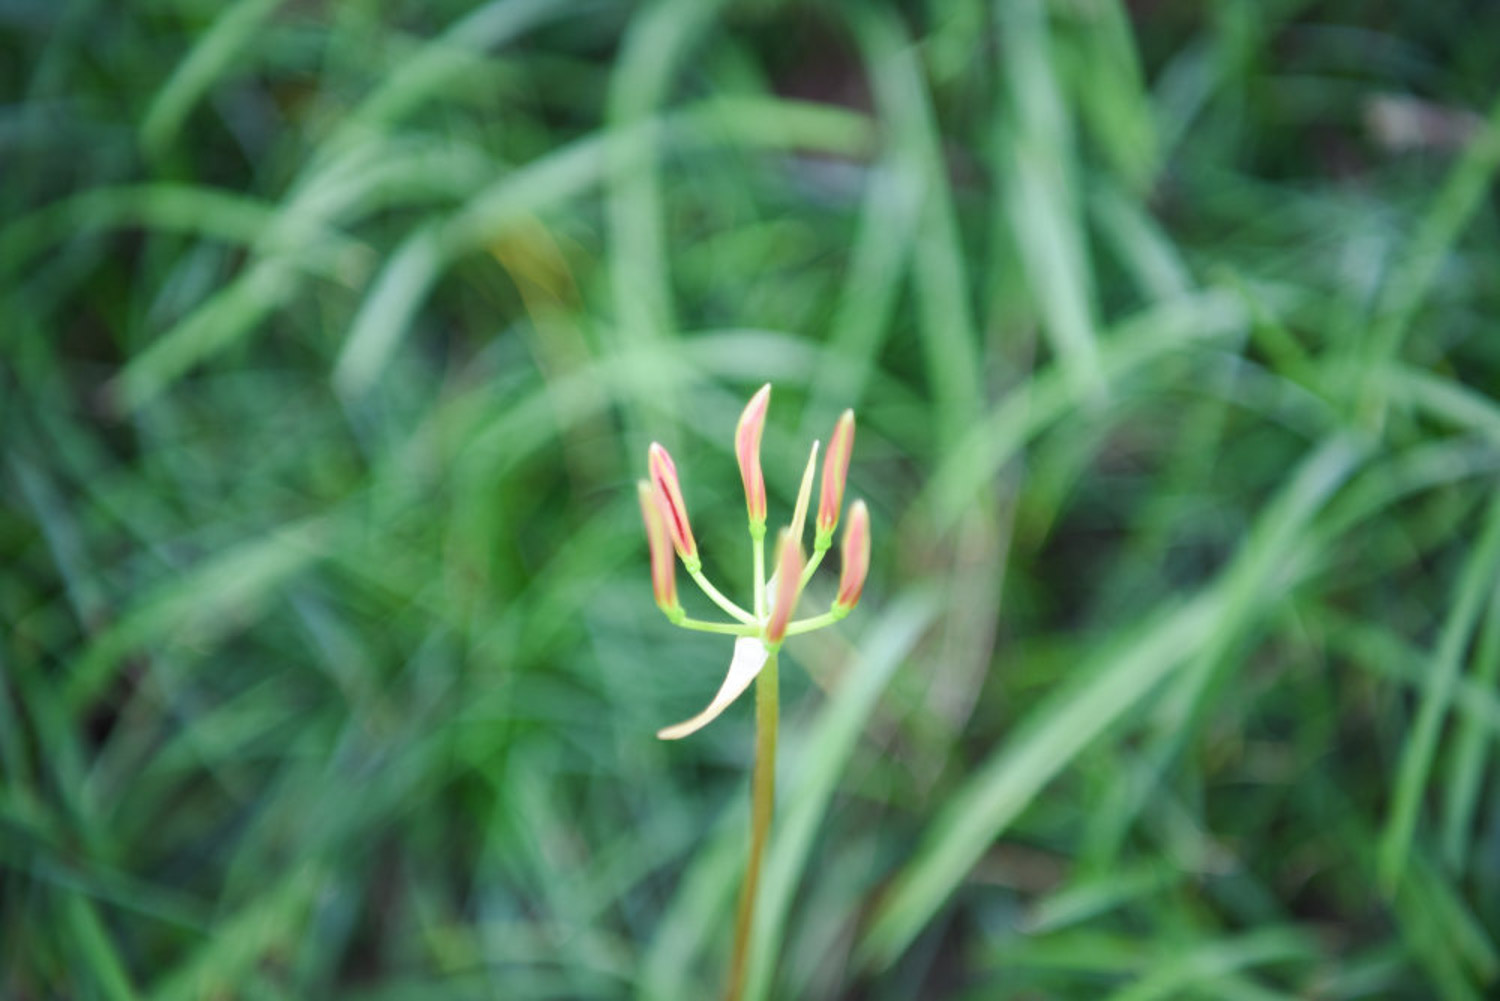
5,1,1500,997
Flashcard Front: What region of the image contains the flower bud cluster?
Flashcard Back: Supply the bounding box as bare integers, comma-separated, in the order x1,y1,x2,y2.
636,384,871,739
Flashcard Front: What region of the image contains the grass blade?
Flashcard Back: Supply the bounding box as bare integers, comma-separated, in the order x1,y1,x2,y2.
1379,489,1500,889
862,435,1361,967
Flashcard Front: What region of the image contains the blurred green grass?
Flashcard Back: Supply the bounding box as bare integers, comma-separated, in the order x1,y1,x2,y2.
5,1,1500,998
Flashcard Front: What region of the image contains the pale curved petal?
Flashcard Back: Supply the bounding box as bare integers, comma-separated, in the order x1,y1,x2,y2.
656,636,770,741
787,439,820,546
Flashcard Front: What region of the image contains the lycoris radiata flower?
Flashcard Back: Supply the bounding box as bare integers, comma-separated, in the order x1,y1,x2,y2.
637,384,869,739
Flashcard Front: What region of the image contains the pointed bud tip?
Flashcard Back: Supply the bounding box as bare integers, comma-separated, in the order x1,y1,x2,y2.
817,410,857,535
637,480,678,612
647,442,697,564
736,385,771,525
835,500,870,610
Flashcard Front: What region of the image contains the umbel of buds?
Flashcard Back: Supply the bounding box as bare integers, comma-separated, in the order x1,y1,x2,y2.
637,384,870,740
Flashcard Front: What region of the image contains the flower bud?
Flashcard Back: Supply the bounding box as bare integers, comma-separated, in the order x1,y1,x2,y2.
736,384,771,528
648,442,698,567
834,500,869,611
817,409,855,540
765,529,804,646
637,481,679,614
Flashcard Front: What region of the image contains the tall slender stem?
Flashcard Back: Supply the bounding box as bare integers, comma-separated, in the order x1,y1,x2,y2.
725,652,778,1001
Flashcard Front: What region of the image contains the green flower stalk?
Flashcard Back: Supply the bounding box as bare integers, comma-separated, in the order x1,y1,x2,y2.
636,384,869,1000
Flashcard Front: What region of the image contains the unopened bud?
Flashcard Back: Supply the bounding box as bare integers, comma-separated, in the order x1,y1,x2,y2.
834,500,869,612
817,409,855,541
648,442,699,568
765,530,805,646
736,384,771,528
638,481,679,615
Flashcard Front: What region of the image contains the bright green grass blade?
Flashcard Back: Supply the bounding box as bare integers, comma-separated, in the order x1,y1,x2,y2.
855,4,983,447
982,928,1151,980
447,98,873,259
140,0,289,157
323,0,568,153
1024,864,1178,934
15,844,207,935
637,803,746,1001
65,517,329,714
1087,433,1366,864
0,184,337,277
151,865,323,1001
860,592,1217,967
799,113,921,429
862,434,1361,968
1440,566,1500,869
338,131,617,397
1322,610,1500,737
121,2,569,406
1089,182,1190,301
8,456,109,631
1063,0,1160,193
114,139,493,410
1394,852,1497,999
1379,488,1500,890
1385,363,1500,444
1317,435,1500,547
64,893,141,1001
1000,0,1106,404
333,222,445,398
112,257,299,411
1358,92,1500,428
1102,927,1319,1001
605,0,723,360
337,98,873,398
925,289,1250,528
1149,28,1222,160
1311,947,1420,1001
1290,748,1492,1000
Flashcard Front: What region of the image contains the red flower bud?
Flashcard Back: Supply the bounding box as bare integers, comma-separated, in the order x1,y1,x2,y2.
638,481,679,614
648,442,698,567
817,409,855,538
834,500,869,611
736,384,771,527
765,530,805,646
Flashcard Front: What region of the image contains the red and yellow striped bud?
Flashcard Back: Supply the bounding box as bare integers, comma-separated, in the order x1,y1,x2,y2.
817,409,855,540
765,529,804,647
834,499,870,612
637,481,679,615
736,383,771,528
648,442,698,568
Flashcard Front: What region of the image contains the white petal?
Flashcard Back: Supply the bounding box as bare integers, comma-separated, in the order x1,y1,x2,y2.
656,636,770,741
